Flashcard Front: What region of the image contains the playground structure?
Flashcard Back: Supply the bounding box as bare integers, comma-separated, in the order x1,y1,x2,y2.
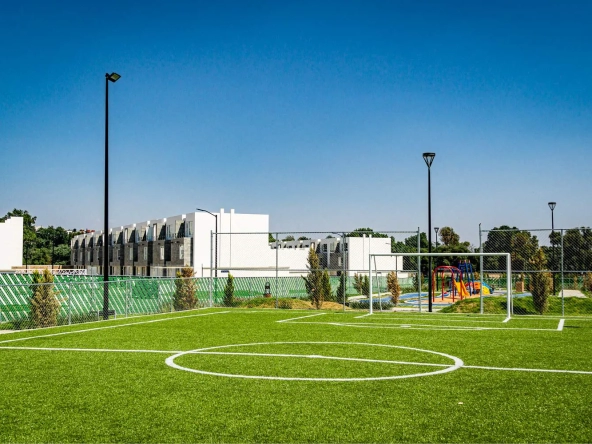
431,261,493,303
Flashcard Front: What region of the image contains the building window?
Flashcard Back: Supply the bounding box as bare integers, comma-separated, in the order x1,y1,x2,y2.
117,250,121,261
322,244,328,252
129,248,133,260
179,245,184,259
160,246,164,260
124,229,128,244
166,225,171,239
143,247,147,260
186,221,193,237
87,251,90,262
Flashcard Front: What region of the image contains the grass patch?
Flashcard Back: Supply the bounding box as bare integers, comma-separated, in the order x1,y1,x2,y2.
237,297,347,310
441,295,592,315
1,309,592,443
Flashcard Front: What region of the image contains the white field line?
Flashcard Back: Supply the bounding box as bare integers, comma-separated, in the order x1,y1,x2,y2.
0,346,180,354
558,319,565,331
0,311,230,345
503,317,511,323
463,365,592,375
276,313,327,323
351,316,507,324
288,321,559,332
188,351,447,367
2,345,591,376
354,313,372,318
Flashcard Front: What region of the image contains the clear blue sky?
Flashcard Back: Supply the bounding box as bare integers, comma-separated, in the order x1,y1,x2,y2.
1,0,590,245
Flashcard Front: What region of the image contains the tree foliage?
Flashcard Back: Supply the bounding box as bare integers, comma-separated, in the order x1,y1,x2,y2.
1,209,79,266
387,271,401,306
224,274,235,307
303,247,323,309
347,228,388,238
336,274,346,304
30,269,60,327
529,248,551,315
483,226,539,272
174,267,197,311
321,271,333,302
353,273,369,296
439,227,460,246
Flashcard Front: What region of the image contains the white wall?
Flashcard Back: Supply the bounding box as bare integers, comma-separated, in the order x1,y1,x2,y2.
0,217,23,270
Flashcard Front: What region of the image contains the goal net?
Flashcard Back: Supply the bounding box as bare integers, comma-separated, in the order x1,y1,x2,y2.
366,252,512,317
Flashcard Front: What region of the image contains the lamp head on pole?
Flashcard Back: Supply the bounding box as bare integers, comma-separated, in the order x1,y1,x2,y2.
422,152,436,168
106,72,121,83
548,202,556,211
434,227,439,234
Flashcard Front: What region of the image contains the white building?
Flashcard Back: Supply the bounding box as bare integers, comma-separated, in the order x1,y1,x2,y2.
70,209,406,278
0,217,23,271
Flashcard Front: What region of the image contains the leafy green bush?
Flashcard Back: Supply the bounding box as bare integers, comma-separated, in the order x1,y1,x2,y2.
224,274,235,307
30,269,60,328
173,268,197,311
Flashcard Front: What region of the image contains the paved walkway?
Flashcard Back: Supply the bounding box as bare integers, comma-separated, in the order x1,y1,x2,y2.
561,289,587,298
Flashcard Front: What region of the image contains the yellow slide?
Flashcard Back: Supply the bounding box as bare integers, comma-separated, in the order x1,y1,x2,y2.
454,282,470,297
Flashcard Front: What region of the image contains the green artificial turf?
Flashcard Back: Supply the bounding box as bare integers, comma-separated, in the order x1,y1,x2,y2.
1,309,591,443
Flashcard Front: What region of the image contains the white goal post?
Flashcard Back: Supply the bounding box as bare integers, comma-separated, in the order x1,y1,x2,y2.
368,252,512,317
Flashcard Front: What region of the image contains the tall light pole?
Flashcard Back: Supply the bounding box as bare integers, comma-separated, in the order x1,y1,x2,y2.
103,72,121,320
434,227,440,250
197,208,218,278
548,202,556,294
423,152,436,312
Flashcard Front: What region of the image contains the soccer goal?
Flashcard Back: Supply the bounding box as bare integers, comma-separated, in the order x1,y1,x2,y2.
367,252,512,317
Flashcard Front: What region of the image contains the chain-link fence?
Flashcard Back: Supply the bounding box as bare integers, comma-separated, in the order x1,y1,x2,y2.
206,230,421,310
480,227,592,316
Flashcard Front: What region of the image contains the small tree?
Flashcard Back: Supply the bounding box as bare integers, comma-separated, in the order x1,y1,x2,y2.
387,271,401,306
224,274,235,307
174,267,197,311
303,247,323,309
336,274,346,304
353,273,363,294
529,248,552,315
362,275,370,296
321,271,333,302
30,269,60,328
583,272,592,292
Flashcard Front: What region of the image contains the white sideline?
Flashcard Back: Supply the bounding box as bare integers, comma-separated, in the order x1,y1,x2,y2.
288,321,560,332
0,310,230,345
502,317,511,323
558,319,565,331
354,313,372,319
276,313,327,323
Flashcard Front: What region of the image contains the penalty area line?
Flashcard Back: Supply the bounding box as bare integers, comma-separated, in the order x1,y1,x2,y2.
276,313,327,323
0,310,230,345
558,319,565,331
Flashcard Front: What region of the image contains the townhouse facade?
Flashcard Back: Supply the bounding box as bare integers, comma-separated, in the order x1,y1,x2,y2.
71,209,404,278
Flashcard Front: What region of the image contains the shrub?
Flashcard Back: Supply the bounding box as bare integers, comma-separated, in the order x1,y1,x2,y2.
303,247,323,309
224,274,235,307
528,249,551,315
336,274,346,304
173,267,197,311
584,272,592,292
387,271,401,306
321,271,333,302
30,269,60,328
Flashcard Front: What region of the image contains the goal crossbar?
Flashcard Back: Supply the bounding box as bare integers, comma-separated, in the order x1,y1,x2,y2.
368,252,511,317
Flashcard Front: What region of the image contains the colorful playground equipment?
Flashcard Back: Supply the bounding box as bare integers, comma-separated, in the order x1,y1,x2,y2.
431,261,493,303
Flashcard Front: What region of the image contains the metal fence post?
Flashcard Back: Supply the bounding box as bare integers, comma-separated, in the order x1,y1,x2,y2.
342,233,346,312
68,282,72,325
479,224,484,314
209,230,213,308
417,227,422,313
561,229,565,317
275,233,279,309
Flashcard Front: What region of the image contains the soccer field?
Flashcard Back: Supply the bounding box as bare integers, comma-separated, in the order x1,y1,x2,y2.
1,309,592,443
